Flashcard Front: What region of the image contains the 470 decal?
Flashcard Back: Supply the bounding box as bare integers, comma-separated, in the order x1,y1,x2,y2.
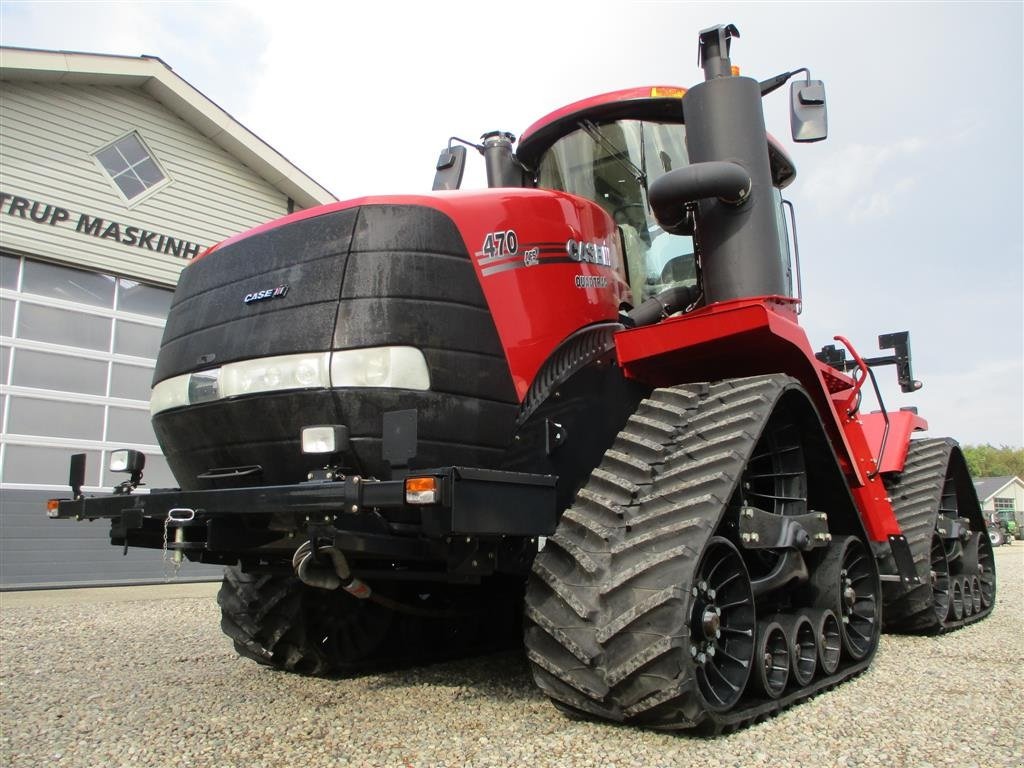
480,229,519,259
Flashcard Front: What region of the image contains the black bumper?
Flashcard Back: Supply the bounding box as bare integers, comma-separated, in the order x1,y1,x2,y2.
49,466,557,579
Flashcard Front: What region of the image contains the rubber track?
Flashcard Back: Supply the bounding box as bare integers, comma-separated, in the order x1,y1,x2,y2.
881,438,995,633
218,567,333,675
524,374,875,731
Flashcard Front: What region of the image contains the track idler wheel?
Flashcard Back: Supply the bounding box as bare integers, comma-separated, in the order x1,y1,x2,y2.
751,620,790,699
689,538,756,712
810,609,842,676
806,536,880,661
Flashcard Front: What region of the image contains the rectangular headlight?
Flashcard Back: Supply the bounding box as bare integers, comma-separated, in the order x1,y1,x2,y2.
220,352,331,398
301,425,350,454
151,374,190,415
330,346,430,390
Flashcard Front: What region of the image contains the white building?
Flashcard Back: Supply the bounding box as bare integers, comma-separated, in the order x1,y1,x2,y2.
0,47,335,588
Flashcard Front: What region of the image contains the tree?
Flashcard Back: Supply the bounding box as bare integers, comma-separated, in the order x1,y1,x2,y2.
961,444,1024,479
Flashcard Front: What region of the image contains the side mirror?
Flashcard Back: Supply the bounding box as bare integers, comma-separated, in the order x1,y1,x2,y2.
790,79,828,142
432,145,467,190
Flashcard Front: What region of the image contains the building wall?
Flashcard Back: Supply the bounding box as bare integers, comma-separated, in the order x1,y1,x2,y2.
0,79,300,588
1,81,290,285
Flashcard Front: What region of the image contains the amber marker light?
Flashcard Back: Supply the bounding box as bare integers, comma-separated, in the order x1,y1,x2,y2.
47,499,61,518
405,476,439,505
731,65,741,76
650,87,685,99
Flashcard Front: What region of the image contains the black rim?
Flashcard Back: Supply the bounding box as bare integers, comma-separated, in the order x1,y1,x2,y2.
962,578,974,617
790,615,817,685
753,620,789,698
838,538,878,660
815,610,841,675
740,411,808,577
689,538,756,711
970,575,982,614
929,532,951,623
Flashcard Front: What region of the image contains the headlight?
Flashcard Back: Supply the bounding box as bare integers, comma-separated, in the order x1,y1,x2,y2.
151,375,190,415
330,347,430,390
220,352,331,398
151,347,430,415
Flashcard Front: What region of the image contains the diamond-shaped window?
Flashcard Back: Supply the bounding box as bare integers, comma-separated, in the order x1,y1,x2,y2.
94,133,168,201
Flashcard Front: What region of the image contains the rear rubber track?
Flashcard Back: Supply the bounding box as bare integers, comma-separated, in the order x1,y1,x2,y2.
881,438,996,633
524,374,874,731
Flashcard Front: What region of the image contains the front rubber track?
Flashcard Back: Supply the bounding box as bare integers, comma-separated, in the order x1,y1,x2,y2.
219,568,524,676
523,375,876,732
881,438,996,634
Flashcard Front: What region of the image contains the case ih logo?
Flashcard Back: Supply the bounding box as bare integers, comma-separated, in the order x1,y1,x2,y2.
243,285,289,304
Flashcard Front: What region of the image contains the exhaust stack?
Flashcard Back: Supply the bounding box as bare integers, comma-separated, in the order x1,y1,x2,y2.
650,24,789,304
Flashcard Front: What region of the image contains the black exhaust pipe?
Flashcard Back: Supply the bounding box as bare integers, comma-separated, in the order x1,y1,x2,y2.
651,24,789,304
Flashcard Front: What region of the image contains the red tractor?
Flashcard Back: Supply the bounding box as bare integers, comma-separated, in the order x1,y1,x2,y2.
51,24,995,731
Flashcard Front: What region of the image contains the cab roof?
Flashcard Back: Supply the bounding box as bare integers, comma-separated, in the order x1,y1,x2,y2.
516,85,796,188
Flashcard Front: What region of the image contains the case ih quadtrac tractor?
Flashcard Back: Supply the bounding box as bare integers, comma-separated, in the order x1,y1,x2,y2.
51,25,996,731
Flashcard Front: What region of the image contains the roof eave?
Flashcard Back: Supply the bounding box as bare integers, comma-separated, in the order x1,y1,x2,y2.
0,47,335,209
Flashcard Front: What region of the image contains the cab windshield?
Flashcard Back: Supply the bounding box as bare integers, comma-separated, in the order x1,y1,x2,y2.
536,119,695,304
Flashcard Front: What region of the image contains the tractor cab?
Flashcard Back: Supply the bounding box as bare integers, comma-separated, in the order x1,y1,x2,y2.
515,87,797,307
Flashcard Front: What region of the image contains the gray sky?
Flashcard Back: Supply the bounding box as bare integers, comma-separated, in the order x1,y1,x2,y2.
3,1,1022,447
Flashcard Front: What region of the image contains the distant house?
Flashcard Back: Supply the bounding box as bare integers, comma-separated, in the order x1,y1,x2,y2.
974,476,1024,531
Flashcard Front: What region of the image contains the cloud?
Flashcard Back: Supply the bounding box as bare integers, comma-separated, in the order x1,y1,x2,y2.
801,138,924,222
897,358,1024,448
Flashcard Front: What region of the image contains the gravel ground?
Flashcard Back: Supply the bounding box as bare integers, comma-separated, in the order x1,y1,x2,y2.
1,547,1021,768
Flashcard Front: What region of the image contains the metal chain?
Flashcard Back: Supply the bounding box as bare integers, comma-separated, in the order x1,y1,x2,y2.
162,513,182,582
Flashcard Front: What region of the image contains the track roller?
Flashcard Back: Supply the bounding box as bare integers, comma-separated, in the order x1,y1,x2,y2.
950,578,964,621
810,609,841,676
929,532,951,624
961,578,974,617
751,620,790,699
970,575,982,614
780,613,817,687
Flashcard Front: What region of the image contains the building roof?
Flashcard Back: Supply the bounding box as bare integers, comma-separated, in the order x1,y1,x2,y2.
0,46,336,209
973,476,1022,501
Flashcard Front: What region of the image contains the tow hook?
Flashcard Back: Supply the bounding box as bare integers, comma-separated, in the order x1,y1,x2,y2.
291,541,371,599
